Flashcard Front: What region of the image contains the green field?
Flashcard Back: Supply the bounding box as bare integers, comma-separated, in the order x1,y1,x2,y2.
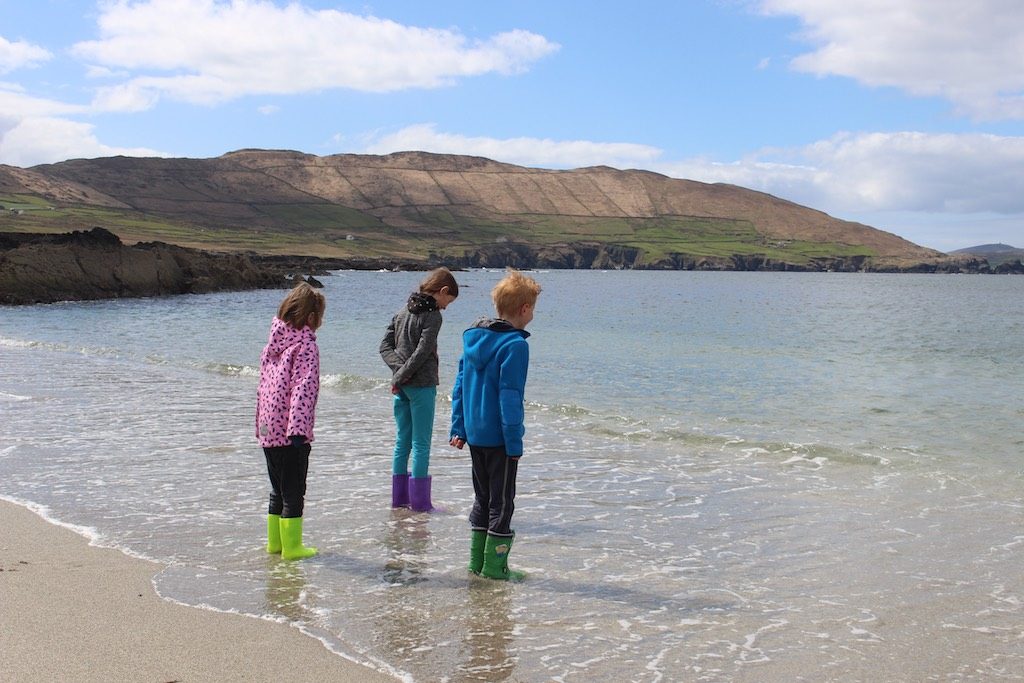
0,193,875,265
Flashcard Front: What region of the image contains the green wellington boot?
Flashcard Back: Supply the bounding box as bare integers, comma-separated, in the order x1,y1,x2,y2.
468,529,487,575
279,516,318,561
481,533,525,581
267,514,282,554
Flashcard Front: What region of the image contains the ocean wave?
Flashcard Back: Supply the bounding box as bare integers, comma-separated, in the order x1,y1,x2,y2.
191,361,260,378
321,373,391,392
181,359,386,392
0,336,65,350
0,335,125,358
523,400,898,469
0,337,40,348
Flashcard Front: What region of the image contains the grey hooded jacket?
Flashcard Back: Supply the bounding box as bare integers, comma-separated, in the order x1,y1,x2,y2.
379,292,442,387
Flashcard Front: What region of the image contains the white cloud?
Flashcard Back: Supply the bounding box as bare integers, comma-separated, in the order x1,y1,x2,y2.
258,104,280,115
0,35,52,74
659,131,1024,216
70,0,559,107
85,65,129,79
360,123,664,169
0,116,166,167
758,0,1024,119
90,81,162,113
0,86,87,118
0,87,163,166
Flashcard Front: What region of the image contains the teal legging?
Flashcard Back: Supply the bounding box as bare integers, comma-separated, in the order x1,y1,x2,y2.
392,385,437,479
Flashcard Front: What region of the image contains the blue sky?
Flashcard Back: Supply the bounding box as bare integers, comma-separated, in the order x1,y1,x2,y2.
2,1,1024,251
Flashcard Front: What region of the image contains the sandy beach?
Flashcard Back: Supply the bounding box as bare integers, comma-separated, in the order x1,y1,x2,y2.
0,499,398,683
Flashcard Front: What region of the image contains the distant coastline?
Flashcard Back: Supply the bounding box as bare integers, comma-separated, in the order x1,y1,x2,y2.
2,227,1020,305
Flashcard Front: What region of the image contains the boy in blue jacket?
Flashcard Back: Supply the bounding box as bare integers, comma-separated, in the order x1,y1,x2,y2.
449,269,542,580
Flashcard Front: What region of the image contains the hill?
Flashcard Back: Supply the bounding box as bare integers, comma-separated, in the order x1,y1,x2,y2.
0,149,986,271
952,243,1024,267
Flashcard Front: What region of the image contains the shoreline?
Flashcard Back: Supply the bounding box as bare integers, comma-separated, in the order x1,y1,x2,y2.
0,498,399,683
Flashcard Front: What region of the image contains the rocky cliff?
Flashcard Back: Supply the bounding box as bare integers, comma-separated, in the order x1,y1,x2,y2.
435,241,995,272
0,227,387,305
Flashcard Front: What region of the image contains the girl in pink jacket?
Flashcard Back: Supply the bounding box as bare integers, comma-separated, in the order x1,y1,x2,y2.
256,281,325,560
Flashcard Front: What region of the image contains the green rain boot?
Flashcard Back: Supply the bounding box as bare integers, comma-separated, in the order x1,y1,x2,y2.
279,516,318,561
468,529,487,575
481,533,525,581
267,514,282,554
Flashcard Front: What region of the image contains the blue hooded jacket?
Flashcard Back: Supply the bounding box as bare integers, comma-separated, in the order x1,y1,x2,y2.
449,318,530,456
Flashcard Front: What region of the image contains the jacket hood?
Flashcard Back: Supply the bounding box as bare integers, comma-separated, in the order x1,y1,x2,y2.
265,317,316,357
407,292,439,314
463,317,529,370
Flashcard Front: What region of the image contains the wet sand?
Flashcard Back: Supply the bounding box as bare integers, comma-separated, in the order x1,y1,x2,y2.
0,499,398,683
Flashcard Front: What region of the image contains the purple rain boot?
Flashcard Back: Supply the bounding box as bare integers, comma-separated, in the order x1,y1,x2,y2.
409,476,433,512
392,473,410,508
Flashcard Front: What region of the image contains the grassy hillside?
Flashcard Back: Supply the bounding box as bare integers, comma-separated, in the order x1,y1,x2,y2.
0,191,877,264
0,150,946,268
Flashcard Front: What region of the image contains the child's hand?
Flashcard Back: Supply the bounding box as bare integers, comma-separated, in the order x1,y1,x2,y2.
390,384,400,395
449,436,465,449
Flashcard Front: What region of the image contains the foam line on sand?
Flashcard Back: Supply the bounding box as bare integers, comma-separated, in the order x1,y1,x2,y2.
0,499,398,683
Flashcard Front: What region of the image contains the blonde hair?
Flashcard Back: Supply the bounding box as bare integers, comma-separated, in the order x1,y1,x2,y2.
419,267,459,297
277,281,326,329
491,268,541,318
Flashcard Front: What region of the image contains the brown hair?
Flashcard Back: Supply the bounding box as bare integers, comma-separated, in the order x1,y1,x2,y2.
419,267,459,297
277,281,326,330
492,268,541,317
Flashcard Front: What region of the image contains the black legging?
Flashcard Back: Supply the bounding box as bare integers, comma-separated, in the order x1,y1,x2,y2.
468,444,519,537
264,442,310,518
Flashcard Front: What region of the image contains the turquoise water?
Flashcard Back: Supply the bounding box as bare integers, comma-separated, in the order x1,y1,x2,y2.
1,271,1023,681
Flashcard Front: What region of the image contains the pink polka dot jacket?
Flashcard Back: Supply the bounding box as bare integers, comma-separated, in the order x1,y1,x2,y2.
256,317,320,448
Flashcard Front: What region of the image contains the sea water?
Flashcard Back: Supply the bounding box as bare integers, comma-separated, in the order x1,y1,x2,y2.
1,270,1023,682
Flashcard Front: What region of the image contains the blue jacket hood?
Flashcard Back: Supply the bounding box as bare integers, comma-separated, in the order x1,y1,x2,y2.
463,318,529,370
449,317,531,456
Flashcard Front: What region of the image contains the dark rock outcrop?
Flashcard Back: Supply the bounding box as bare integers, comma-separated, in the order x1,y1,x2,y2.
0,228,307,305
433,241,995,273
994,259,1024,274
0,227,447,305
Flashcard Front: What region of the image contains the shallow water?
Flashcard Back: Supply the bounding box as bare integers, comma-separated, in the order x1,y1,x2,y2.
1,270,1023,681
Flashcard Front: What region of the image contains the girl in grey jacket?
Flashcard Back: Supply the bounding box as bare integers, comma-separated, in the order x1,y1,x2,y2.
379,267,459,511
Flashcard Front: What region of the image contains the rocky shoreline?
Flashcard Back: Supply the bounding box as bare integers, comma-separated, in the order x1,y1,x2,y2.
435,241,1021,273
2,228,1020,306
0,228,421,305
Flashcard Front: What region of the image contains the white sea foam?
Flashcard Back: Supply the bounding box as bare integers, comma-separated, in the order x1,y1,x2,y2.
0,495,102,544
0,337,37,348
0,392,31,401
